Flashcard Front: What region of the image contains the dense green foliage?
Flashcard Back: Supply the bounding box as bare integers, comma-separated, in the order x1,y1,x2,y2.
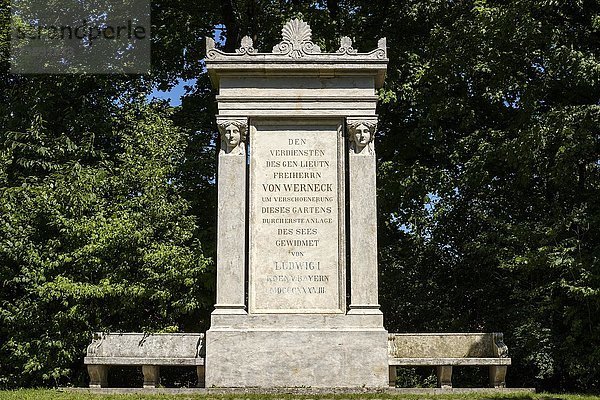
1,0,599,392
374,0,600,392
0,0,219,387
0,78,213,386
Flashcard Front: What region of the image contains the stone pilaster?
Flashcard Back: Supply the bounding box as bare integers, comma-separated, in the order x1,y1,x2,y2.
213,117,248,316
347,117,381,315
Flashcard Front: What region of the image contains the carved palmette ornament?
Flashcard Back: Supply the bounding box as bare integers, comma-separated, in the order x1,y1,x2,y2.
205,19,387,61
236,36,257,55
272,18,322,58
205,37,217,60
337,36,358,55
374,38,387,59
347,119,377,155
217,119,247,155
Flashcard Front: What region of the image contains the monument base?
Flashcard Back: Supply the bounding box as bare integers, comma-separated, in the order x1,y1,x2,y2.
205,320,388,388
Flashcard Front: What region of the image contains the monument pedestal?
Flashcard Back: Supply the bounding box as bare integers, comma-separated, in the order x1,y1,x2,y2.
206,314,388,388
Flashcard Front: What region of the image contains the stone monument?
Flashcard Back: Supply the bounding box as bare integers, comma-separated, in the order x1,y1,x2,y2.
82,19,516,392
204,19,389,388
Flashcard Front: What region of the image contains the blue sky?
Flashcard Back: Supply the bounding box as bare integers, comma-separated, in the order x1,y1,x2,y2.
148,78,196,106
148,24,225,107
148,26,224,106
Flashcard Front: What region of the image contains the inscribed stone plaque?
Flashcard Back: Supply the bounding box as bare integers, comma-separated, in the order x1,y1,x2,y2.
249,121,344,313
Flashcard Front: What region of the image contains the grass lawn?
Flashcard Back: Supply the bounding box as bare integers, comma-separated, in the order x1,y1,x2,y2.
1,390,600,400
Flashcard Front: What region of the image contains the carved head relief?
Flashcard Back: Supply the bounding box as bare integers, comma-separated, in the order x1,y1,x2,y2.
354,123,372,146
218,120,247,154
225,124,241,147
348,121,376,154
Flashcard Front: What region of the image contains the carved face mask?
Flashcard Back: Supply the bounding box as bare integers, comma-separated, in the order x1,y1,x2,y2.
224,124,241,147
354,124,371,145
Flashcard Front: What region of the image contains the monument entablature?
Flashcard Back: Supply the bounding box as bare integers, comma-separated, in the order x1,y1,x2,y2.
205,19,387,119
205,18,387,81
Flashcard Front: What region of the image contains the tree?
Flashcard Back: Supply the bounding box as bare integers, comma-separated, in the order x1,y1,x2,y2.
0,0,220,386
0,82,213,386
373,0,600,391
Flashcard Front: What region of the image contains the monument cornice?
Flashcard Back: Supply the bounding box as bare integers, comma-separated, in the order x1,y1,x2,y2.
205,19,388,88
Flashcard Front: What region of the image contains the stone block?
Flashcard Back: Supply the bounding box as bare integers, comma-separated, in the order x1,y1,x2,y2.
205,329,388,388
436,366,453,389
85,332,204,361
489,365,508,388
87,365,108,388
388,333,508,358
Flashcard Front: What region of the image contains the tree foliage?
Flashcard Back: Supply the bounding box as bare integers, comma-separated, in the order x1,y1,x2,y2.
0,0,219,386
373,0,600,391
1,0,599,392
0,78,213,386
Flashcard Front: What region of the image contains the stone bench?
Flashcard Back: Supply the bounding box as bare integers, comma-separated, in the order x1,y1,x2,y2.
84,332,205,388
388,333,511,388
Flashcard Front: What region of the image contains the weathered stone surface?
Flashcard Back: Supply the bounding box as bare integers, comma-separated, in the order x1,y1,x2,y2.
209,312,383,329
249,120,345,313
387,333,511,389
213,116,247,315
205,329,388,387
388,365,397,387
142,365,160,388
389,357,512,366
388,333,509,358
215,76,379,117
347,117,380,315
196,366,206,388
489,365,508,388
87,365,108,388
437,366,453,389
64,387,537,395
85,332,204,362
84,333,206,388
84,357,204,365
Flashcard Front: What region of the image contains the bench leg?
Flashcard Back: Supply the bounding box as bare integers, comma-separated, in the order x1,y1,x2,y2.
489,365,507,388
142,365,160,388
388,366,397,387
87,365,108,388
196,365,206,388
436,366,452,389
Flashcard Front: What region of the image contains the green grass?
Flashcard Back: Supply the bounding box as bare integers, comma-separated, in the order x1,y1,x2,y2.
1,390,600,400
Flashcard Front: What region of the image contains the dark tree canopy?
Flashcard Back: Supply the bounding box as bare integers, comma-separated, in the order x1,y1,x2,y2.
1,0,599,391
